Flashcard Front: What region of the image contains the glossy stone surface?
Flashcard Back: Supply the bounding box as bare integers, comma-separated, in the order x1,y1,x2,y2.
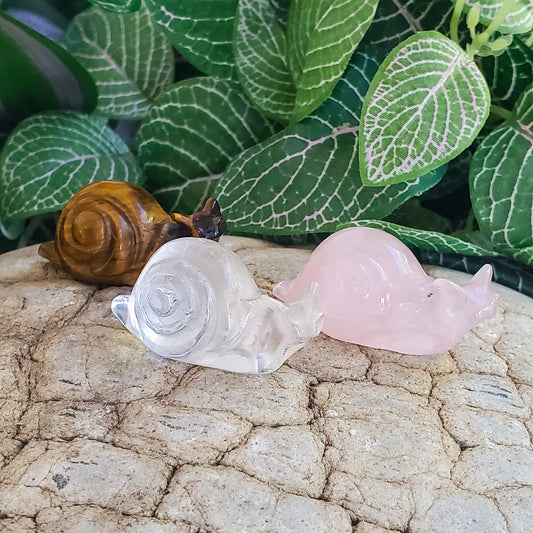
112,238,323,374
274,227,498,355
39,180,226,285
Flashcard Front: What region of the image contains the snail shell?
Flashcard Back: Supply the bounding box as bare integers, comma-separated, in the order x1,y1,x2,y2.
274,227,498,355
111,238,323,374
38,180,226,285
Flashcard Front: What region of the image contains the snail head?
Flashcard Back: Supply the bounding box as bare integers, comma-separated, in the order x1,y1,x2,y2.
171,198,227,241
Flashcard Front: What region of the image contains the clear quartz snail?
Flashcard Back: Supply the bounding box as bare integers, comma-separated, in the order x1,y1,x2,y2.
111,238,324,374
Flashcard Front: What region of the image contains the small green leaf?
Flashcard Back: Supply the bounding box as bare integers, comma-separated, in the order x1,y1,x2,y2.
0,111,143,222
63,5,174,119
87,0,141,12
360,31,490,186
462,0,533,35
216,46,445,234
137,77,279,214
234,0,379,123
470,83,533,264
286,0,379,121
339,219,499,256
233,0,294,123
0,10,96,130
145,0,237,79
481,35,533,107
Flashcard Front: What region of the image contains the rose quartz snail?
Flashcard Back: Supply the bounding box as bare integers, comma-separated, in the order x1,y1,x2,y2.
273,227,498,355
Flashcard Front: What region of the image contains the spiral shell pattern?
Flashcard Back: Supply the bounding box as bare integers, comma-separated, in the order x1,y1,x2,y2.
123,238,259,359
133,259,214,355
48,181,176,284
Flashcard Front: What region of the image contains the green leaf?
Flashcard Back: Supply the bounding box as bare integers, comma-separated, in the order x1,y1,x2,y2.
481,35,533,108
470,83,533,264
360,31,490,186
339,219,499,256
0,111,143,222
462,0,533,35
233,0,379,123
0,10,96,131
233,0,294,123
63,5,174,119
215,46,445,234
416,249,533,297
87,0,141,12
363,0,458,51
136,77,279,214
286,0,379,121
145,0,237,79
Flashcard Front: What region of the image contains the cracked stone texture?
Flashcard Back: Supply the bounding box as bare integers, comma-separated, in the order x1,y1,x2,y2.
0,236,532,532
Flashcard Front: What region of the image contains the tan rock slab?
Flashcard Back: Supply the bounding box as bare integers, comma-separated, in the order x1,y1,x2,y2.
115,401,252,463
167,366,313,426
156,464,352,532
0,237,532,532
0,439,171,516
36,505,192,533
221,425,326,497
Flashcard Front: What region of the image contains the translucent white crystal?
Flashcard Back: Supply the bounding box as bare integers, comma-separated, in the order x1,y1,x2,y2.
112,238,323,374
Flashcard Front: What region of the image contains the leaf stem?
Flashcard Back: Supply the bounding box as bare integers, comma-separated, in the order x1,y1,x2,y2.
468,0,518,57
490,104,513,121
450,0,465,44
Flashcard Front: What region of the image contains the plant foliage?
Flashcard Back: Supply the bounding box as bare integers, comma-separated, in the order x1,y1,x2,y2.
1,0,533,295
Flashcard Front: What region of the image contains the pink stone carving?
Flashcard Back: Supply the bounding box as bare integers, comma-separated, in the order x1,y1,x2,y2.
273,227,498,355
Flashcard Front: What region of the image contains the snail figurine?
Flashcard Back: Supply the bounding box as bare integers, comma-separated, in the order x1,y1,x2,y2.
274,227,498,355
111,238,323,374
39,180,227,285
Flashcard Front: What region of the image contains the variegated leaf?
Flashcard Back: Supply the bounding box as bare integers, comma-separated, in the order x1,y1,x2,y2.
340,219,499,256
87,0,141,12
462,0,533,34
0,112,142,222
360,31,490,186
216,46,445,234
137,77,279,214
145,0,237,79
470,83,533,264
63,5,174,119
234,0,378,123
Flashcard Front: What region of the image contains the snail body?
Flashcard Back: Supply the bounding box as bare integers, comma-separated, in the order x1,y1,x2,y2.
39,180,226,285
111,238,323,374
274,227,498,355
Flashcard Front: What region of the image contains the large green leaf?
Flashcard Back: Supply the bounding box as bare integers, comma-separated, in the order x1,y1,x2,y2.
360,31,490,186
339,219,499,256
0,112,142,222
63,5,174,119
215,46,445,234
363,0,458,51
136,77,279,214
462,0,533,35
481,35,533,108
286,0,379,121
87,0,141,12
145,0,237,79
233,0,294,122
0,10,96,131
416,249,533,297
470,83,533,264
234,0,378,123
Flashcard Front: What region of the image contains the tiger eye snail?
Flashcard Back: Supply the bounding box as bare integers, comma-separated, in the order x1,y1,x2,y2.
38,180,227,285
